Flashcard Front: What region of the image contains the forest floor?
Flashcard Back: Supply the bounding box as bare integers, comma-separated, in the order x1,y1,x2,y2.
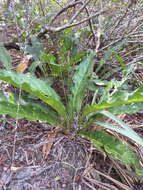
0,108,143,190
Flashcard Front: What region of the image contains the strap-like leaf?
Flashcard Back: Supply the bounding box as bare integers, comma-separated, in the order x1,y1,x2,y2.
80,130,143,175
82,86,143,119
69,53,94,115
109,103,143,115
0,70,67,119
86,110,143,146
84,103,143,127
95,120,143,146
0,92,60,126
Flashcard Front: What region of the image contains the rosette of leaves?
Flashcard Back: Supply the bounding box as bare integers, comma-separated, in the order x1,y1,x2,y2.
0,47,143,175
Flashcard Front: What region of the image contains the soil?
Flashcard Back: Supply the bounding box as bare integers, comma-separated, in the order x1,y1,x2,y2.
0,114,143,190
0,116,126,190
0,117,90,190
0,115,116,190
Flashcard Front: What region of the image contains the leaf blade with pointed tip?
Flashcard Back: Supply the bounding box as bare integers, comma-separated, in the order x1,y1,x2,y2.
80,130,143,175
0,70,67,119
69,53,94,116
94,110,143,146
82,86,143,119
0,92,60,126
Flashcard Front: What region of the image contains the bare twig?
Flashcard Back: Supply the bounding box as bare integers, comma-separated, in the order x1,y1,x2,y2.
38,9,106,37
127,54,143,65
83,177,119,190
49,0,97,48
49,0,82,25
100,37,123,51
110,1,137,36
83,3,97,46
84,172,132,190
70,0,93,22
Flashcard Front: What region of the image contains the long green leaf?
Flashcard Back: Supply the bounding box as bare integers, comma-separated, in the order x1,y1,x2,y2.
0,92,60,126
94,111,143,146
95,121,143,146
69,53,94,114
80,130,143,175
109,103,143,115
82,86,143,119
0,70,67,119
0,45,12,69
84,103,143,128
100,110,132,131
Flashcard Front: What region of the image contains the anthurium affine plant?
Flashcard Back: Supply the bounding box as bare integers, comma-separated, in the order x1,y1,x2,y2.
0,50,143,175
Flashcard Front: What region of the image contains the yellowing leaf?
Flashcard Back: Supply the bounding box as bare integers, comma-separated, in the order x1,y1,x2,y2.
42,129,60,159
17,55,32,73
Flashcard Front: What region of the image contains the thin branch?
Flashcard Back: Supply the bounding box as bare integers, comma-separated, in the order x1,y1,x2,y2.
38,9,107,38
100,37,123,51
52,0,64,9
49,0,82,25
70,0,92,22
83,2,97,46
110,1,137,36
127,54,143,65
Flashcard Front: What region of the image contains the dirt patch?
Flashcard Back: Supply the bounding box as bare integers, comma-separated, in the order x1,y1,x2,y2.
0,117,93,190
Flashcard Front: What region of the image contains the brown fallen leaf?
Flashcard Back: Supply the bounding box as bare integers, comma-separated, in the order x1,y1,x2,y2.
33,188,41,190
16,54,32,73
42,129,60,159
10,166,25,171
44,181,51,188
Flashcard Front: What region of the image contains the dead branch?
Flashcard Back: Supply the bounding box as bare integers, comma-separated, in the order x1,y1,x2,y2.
49,0,83,25
38,9,107,38
70,0,92,22
77,0,97,46
109,1,137,36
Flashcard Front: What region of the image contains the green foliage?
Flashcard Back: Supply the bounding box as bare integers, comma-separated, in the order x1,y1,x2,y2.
115,54,126,71
0,91,60,126
25,33,85,77
29,60,46,75
80,130,143,175
40,52,70,77
96,42,126,73
0,45,12,70
82,85,143,119
96,110,143,146
1,0,143,177
0,48,143,175
109,103,143,114
26,36,44,58
69,54,94,115
0,70,67,119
